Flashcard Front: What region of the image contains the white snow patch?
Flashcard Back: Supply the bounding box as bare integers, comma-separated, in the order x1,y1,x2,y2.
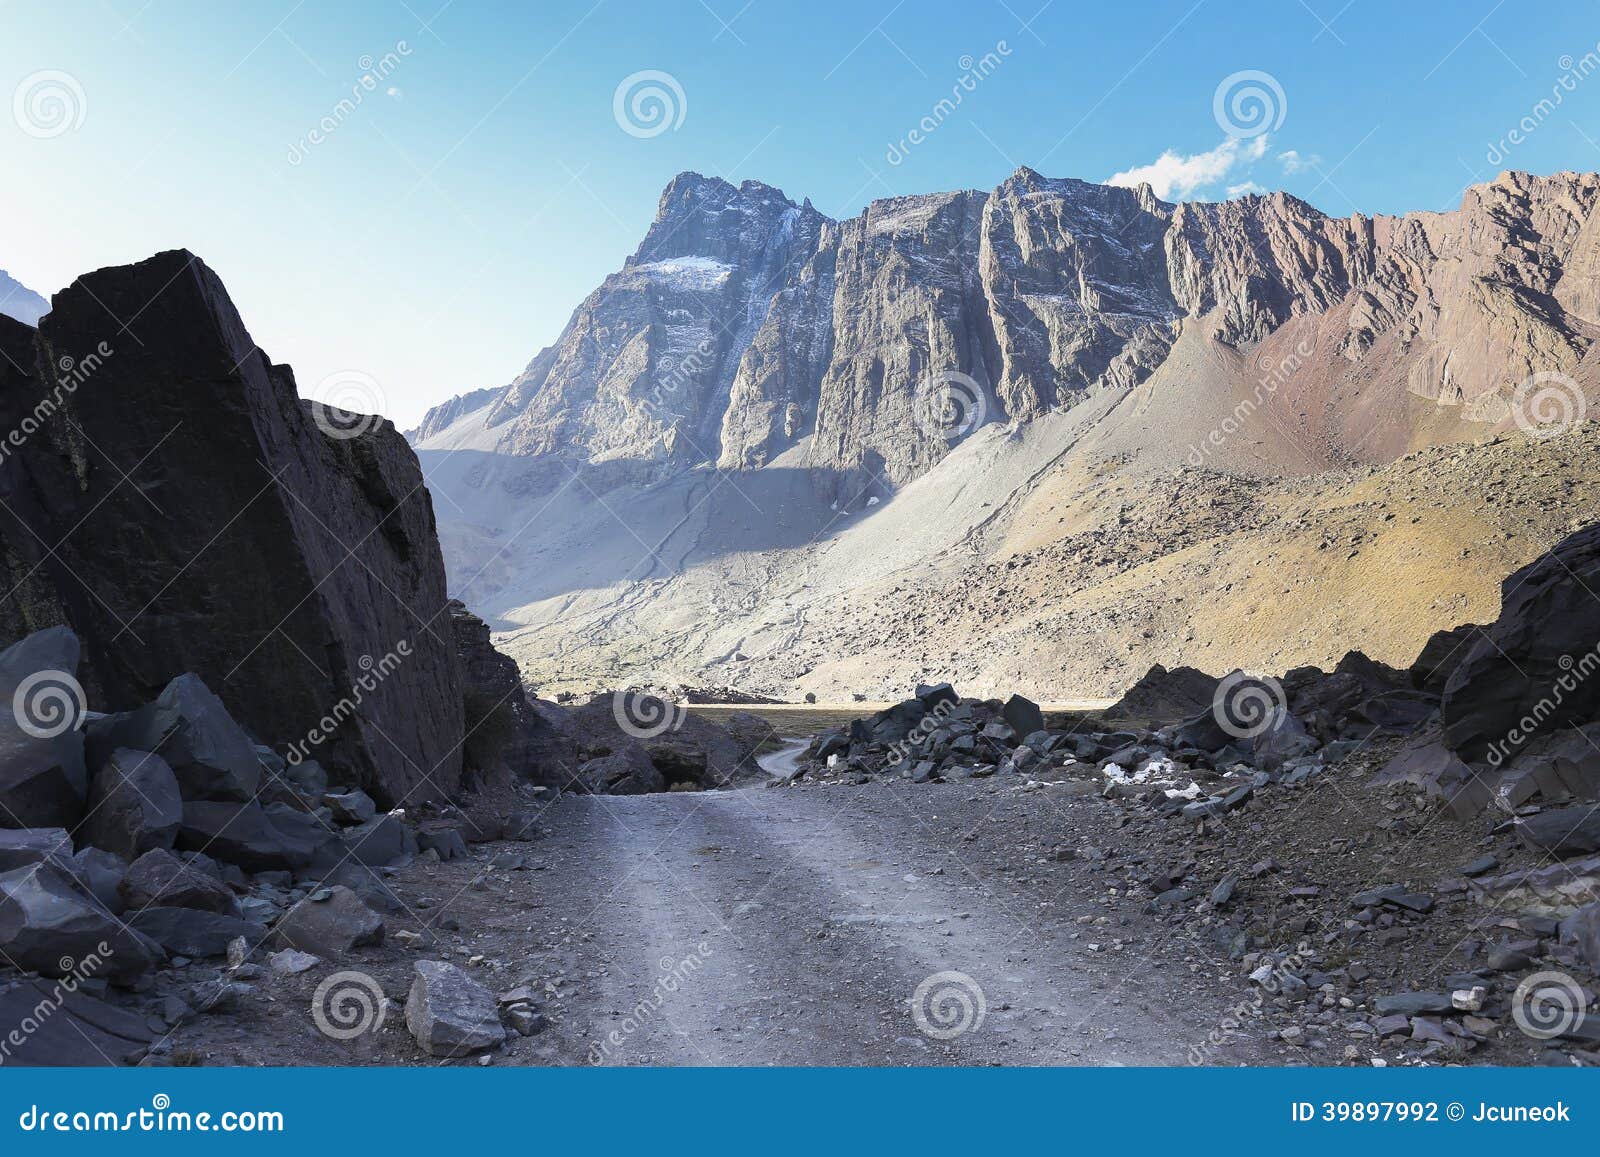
629,256,734,288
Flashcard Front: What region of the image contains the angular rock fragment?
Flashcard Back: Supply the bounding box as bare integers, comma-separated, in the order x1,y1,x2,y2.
341,813,416,867
16,251,464,806
119,847,240,915
127,907,265,958
0,627,89,829
1519,806,1600,859
405,959,507,1057
272,884,384,957
1442,522,1600,761
573,749,664,795
1002,694,1044,739
0,862,161,981
176,799,329,872
83,747,182,860
324,789,376,825
87,674,260,802
70,847,128,914
0,980,153,1065
0,827,70,872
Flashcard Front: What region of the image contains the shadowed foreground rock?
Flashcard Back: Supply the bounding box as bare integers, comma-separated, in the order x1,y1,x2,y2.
1442,521,1600,763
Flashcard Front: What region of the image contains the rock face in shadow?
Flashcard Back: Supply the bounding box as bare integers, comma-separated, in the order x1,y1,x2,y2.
0,251,463,806
447,600,577,790
1441,522,1600,763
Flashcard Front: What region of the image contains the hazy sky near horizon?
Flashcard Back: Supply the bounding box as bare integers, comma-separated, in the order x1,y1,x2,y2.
5,0,1600,426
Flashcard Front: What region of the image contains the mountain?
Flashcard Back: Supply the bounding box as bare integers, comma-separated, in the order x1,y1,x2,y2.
0,268,49,326
413,168,1600,701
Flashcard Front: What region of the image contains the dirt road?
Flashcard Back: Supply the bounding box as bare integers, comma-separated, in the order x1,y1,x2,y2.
168,778,1289,1066
514,783,1273,1066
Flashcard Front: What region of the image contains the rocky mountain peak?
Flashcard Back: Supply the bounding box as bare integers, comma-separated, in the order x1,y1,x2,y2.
0,267,48,327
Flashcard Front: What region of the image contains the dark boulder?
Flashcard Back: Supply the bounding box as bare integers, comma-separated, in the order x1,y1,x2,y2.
119,847,240,915
340,813,416,868
1002,694,1045,739
0,827,71,873
915,682,960,711
0,627,88,829
1345,689,1439,735
0,862,162,981
417,826,468,861
1518,805,1600,858
82,747,182,860
1174,707,1235,755
86,675,260,801
0,318,75,649
272,884,384,956
324,789,376,825
1442,523,1600,762
127,906,264,958
573,749,664,795
852,698,928,748
0,981,153,1065
564,695,762,790
9,251,464,806
176,799,331,872
1408,623,1486,694
71,847,127,914
405,959,506,1057
1253,711,1318,771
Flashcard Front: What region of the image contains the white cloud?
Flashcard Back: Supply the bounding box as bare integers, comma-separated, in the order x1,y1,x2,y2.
1226,181,1267,197
1107,135,1270,200
1277,149,1320,175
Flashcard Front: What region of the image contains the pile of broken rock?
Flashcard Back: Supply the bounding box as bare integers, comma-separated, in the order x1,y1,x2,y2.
0,624,544,1066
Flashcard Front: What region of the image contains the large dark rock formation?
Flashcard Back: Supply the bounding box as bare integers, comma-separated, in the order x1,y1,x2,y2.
0,251,463,805
1441,523,1600,763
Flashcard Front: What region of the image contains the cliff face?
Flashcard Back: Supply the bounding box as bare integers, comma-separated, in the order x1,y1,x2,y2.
475,176,830,473
419,168,1600,490
0,251,465,806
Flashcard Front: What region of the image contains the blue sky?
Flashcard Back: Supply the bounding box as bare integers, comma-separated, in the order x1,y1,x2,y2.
4,0,1600,426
